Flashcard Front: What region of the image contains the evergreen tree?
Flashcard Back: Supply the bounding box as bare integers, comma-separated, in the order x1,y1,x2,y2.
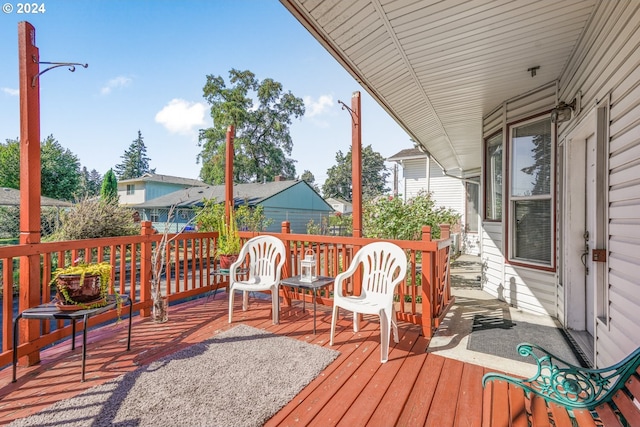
100,169,118,202
114,130,154,180
87,169,103,196
77,167,103,199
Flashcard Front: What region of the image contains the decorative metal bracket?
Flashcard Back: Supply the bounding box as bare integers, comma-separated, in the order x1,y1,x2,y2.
337,99,358,124
31,56,88,87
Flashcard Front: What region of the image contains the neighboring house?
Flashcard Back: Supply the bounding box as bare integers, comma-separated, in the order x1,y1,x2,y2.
388,148,480,255
324,197,352,215
134,179,334,234
0,187,72,208
117,173,205,206
282,0,639,367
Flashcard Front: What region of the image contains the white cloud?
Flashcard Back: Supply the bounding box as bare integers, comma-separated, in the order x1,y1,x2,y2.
304,94,333,117
100,76,132,95
1,87,19,96
155,99,207,135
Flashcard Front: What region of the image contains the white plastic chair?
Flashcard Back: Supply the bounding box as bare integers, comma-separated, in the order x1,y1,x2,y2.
228,235,286,325
330,241,407,363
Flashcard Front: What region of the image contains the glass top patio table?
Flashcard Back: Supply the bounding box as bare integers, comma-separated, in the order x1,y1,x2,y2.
280,275,334,334
12,294,132,382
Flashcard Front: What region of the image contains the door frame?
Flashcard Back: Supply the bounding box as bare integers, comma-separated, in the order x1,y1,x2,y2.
560,105,609,361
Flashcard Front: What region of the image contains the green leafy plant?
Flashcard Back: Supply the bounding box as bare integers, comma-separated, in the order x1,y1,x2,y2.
50,261,114,309
195,199,244,257
363,191,460,240
215,206,242,256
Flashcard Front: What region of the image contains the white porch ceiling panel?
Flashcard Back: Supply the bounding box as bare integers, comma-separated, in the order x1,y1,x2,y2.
281,0,598,175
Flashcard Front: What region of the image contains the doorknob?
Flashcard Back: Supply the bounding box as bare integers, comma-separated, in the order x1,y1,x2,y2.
581,230,589,275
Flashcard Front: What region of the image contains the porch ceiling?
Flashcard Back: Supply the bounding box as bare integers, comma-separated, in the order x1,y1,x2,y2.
281,0,598,176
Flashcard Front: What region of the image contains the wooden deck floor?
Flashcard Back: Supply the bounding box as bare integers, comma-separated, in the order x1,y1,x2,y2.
0,293,491,426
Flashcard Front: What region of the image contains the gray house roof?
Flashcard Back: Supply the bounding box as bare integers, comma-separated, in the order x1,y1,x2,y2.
387,148,427,162
134,180,320,208
0,187,72,207
118,173,204,187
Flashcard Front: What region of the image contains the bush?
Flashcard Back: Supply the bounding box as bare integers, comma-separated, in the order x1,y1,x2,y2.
195,198,273,233
363,191,460,240
47,198,140,241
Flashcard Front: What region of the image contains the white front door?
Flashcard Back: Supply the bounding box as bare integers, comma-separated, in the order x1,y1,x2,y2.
563,110,602,349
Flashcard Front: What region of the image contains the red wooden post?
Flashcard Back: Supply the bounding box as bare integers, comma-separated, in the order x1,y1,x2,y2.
2,261,14,352
18,21,42,365
225,125,234,222
440,224,451,239
351,91,362,238
439,223,452,305
140,221,154,317
421,226,434,337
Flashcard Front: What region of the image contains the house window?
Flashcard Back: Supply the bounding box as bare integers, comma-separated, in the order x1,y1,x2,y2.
126,184,135,195
509,117,553,266
484,133,502,220
465,178,479,233
150,209,159,222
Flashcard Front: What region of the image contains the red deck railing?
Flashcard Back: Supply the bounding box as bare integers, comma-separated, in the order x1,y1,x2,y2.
0,221,452,368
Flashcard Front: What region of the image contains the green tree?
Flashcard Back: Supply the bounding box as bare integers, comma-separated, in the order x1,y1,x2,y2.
0,138,20,190
300,170,320,193
40,135,82,201
0,136,82,201
100,169,118,202
198,69,305,184
114,130,154,180
322,145,390,202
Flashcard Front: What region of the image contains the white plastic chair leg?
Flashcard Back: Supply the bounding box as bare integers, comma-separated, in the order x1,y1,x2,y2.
228,290,235,323
353,312,360,332
380,311,390,363
242,290,249,311
271,286,279,324
330,305,339,346
391,305,399,343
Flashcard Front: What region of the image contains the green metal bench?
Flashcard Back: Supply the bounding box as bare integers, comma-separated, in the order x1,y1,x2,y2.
482,343,640,426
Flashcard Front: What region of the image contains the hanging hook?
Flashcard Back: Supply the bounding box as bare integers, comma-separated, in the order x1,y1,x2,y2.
337,99,358,124
31,57,88,87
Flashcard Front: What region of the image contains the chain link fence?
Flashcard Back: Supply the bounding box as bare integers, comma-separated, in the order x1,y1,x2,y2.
0,206,64,243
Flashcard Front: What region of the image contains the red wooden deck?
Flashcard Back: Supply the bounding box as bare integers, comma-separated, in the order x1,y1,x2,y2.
0,295,601,426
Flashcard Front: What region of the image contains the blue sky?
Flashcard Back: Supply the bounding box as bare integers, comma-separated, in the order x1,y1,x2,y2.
0,0,411,187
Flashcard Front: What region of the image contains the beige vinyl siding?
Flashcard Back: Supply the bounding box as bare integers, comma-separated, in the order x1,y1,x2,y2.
481,83,557,314
504,266,557,317
557,0,640,367
402,158,428,200
429,159,464,216
480,222,503,296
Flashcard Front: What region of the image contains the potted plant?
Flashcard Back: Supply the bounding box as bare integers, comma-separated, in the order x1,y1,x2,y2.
216,206,242,269
195,199,242,270
50,261,112,310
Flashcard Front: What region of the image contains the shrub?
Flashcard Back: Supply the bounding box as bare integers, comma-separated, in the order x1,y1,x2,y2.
47,198,140,241
363,191,460,240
